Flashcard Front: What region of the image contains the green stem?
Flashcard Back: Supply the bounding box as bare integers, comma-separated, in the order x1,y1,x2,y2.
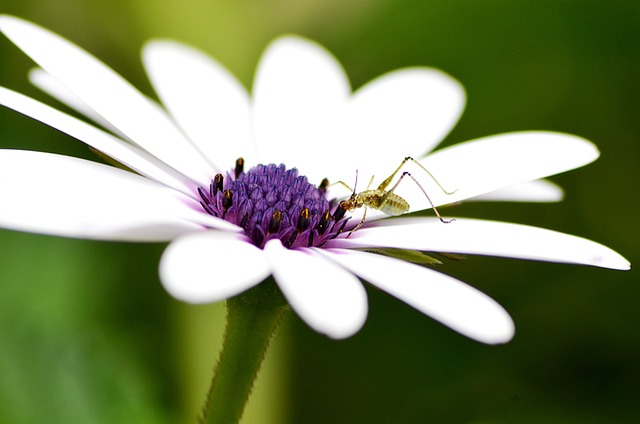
199,278,288,424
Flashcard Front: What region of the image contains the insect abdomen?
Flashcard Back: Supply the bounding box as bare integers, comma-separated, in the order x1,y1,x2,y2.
361,190,409,216
380,193,409,215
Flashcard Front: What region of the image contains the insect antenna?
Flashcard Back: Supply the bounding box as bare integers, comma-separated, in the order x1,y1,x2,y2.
352,169,359,196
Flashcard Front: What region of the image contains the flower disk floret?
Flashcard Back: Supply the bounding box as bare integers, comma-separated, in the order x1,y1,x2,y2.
198,162,348,249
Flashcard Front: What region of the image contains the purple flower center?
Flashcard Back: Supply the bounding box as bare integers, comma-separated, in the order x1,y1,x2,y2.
198,160,349,249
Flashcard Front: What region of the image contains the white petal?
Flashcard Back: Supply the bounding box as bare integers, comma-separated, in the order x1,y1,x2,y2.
264,240,367,339
399,131,600,210
160,232,270,303
470,179,564,202
330,217,630,270
0,15,213,183
29,68,126,137
0,86,195,195
319,248,514,344
339,68,465,178
252,35,350,184
0,150,213,241
143,40,256,170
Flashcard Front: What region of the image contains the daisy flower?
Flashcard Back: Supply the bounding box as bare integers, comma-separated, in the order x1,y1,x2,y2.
0,15,629,346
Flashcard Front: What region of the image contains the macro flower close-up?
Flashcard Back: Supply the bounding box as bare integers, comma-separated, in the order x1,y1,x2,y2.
0,13,629,353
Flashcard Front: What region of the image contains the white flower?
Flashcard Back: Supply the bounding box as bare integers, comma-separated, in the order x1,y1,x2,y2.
0,16,629,344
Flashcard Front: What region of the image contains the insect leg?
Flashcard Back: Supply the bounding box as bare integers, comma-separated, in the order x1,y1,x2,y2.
365,174,375,190
377,156,457,196
329,168,360,195
376,157,412,191
347,206,368,238
406,157,457,195
329,180,354,193
382,171,454,224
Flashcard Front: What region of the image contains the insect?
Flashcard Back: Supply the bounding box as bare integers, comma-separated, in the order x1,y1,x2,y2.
331,156,457,236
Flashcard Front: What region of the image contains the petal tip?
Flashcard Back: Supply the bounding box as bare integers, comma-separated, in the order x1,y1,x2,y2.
267,33,319,48
0,14,19,26
322,324,362,340
142,38,181,57
599,255,631,271
459,306,515,345
482,320,516,345
0,15,38,37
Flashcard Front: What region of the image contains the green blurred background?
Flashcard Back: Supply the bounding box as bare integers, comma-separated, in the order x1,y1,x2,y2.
0,0,638,423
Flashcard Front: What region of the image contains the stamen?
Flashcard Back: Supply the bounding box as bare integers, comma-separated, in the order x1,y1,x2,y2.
269,210,282,233
317,211,331,235
318,178,329,194
234,157,244,179
332,201,348,221
222,189,233,210
297,208,311,232
212,174,224,196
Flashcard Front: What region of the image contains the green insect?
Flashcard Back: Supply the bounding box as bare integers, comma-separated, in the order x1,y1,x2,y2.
331,156,457,236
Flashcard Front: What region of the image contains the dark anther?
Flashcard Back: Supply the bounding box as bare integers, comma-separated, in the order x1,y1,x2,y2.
308,231,314,247
239,213,249,229
234,157,245,179
316,211,331,235
405,156,413,161
269,210,282,233
222,189,233,210
212,173,224,196
284,231,299,248
252,227,264,248
318,178,329,194
297,208,310,232
334,219,349,237
197,186,208,201
199,201,214,216
332,201,348,221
